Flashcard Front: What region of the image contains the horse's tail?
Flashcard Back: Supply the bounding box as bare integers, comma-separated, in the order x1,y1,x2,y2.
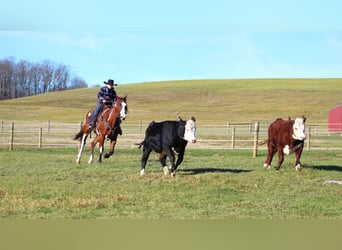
258,140,268,146
135,140,145,149
74,130,84,141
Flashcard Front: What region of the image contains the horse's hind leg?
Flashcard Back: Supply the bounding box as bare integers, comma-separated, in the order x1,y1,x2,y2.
88,136,99,164
76,133,88,164
98,134,105,163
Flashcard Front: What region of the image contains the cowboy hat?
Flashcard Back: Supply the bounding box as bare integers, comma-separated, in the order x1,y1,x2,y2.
104,79,114,86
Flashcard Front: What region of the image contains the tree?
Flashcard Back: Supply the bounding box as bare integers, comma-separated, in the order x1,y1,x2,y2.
70,76,88,89
0,57,89,100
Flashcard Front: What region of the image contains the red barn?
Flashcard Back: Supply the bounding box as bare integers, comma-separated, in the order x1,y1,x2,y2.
328,104,342,132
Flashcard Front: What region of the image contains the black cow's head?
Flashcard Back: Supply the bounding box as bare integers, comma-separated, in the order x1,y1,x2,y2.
179,116,196,143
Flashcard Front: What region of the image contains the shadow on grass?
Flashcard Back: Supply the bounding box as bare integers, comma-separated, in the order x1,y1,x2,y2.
180,168,253,175
307,165,342,172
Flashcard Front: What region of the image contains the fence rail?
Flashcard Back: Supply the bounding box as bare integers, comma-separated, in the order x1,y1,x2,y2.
1,120,341,155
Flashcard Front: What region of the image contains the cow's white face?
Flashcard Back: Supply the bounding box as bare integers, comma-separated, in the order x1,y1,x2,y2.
183,118,196,143
292,117,306,141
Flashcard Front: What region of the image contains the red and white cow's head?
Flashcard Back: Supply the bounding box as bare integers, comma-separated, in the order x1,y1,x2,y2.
292,116,306,141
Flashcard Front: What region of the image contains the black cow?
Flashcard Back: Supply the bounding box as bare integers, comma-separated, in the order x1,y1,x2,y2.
137,117,196,176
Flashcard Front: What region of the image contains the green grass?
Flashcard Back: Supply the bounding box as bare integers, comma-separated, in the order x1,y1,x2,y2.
0,78,341,123
1,147,341,219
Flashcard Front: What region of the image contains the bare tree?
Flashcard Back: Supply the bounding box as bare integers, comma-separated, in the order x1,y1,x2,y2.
0,57,15,99
29,63,43,95
0,57,89,100
70,76,88,89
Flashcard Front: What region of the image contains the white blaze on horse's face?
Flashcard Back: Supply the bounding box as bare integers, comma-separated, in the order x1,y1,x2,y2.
183,118,196,143
292,117,306,141
120,102,127,120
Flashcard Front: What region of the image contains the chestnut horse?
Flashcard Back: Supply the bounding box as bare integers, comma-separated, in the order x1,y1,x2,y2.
74,95,128,164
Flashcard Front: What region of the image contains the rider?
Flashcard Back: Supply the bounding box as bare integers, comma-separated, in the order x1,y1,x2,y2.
89,79,117,127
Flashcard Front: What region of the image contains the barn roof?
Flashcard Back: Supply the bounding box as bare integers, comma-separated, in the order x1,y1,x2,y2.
329,104,342,111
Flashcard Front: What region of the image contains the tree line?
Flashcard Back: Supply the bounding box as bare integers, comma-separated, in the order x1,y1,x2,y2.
0,57,88,100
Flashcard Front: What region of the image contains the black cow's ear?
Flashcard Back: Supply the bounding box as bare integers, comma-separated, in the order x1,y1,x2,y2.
302,115,306,122
179,116,183,121
191,116,196,122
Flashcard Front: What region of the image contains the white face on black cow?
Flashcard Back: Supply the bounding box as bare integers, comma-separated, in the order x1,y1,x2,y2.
183,118,196,143
292,117,306,141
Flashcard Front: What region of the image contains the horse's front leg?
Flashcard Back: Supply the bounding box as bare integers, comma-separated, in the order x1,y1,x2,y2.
104,132,119,158
76,133,88,164
104,139,116,158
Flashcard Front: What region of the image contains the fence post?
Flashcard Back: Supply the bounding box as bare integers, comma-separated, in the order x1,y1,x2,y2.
47,120,50,132
253,122,260,158
1,120,3,133
39,128,43,148
9,122,14,151
307,127,311,151
231,127,235,149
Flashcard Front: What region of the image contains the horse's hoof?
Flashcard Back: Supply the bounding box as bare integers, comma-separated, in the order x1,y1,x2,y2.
104,154,110,158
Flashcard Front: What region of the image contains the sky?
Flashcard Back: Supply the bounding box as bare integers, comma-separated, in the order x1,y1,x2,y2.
1,0,342,86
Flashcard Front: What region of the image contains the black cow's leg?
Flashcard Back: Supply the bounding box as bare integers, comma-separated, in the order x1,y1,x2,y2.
140,147,152,175
276,148,284,170
164,148,176,176
294,145,304,171
159,153,168,166
159,153,169,175
175,150,185,170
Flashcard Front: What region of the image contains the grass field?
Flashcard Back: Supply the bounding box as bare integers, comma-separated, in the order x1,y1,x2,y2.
1,147,341,219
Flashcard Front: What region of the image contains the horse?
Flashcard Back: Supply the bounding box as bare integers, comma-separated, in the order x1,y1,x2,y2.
74,95,128,164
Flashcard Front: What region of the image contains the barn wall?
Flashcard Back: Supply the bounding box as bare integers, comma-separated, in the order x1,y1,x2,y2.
328,104,342,132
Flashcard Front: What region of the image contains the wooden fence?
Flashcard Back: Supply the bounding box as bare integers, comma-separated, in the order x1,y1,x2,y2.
0,120,341,156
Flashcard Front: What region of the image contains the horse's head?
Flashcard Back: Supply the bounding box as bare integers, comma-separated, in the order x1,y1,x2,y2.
116,95,128,121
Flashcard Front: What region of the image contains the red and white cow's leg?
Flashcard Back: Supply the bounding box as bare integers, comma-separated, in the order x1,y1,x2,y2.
276,149,285,170
294,145,304,171
264,143,276,169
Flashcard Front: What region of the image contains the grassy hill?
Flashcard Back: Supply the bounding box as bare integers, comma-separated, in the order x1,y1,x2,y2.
0,78,341,124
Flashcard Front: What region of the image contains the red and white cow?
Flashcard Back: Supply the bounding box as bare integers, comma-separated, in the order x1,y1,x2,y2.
263,116,306,171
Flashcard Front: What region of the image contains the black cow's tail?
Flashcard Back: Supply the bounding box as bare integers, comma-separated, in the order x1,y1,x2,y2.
135,140,145,149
